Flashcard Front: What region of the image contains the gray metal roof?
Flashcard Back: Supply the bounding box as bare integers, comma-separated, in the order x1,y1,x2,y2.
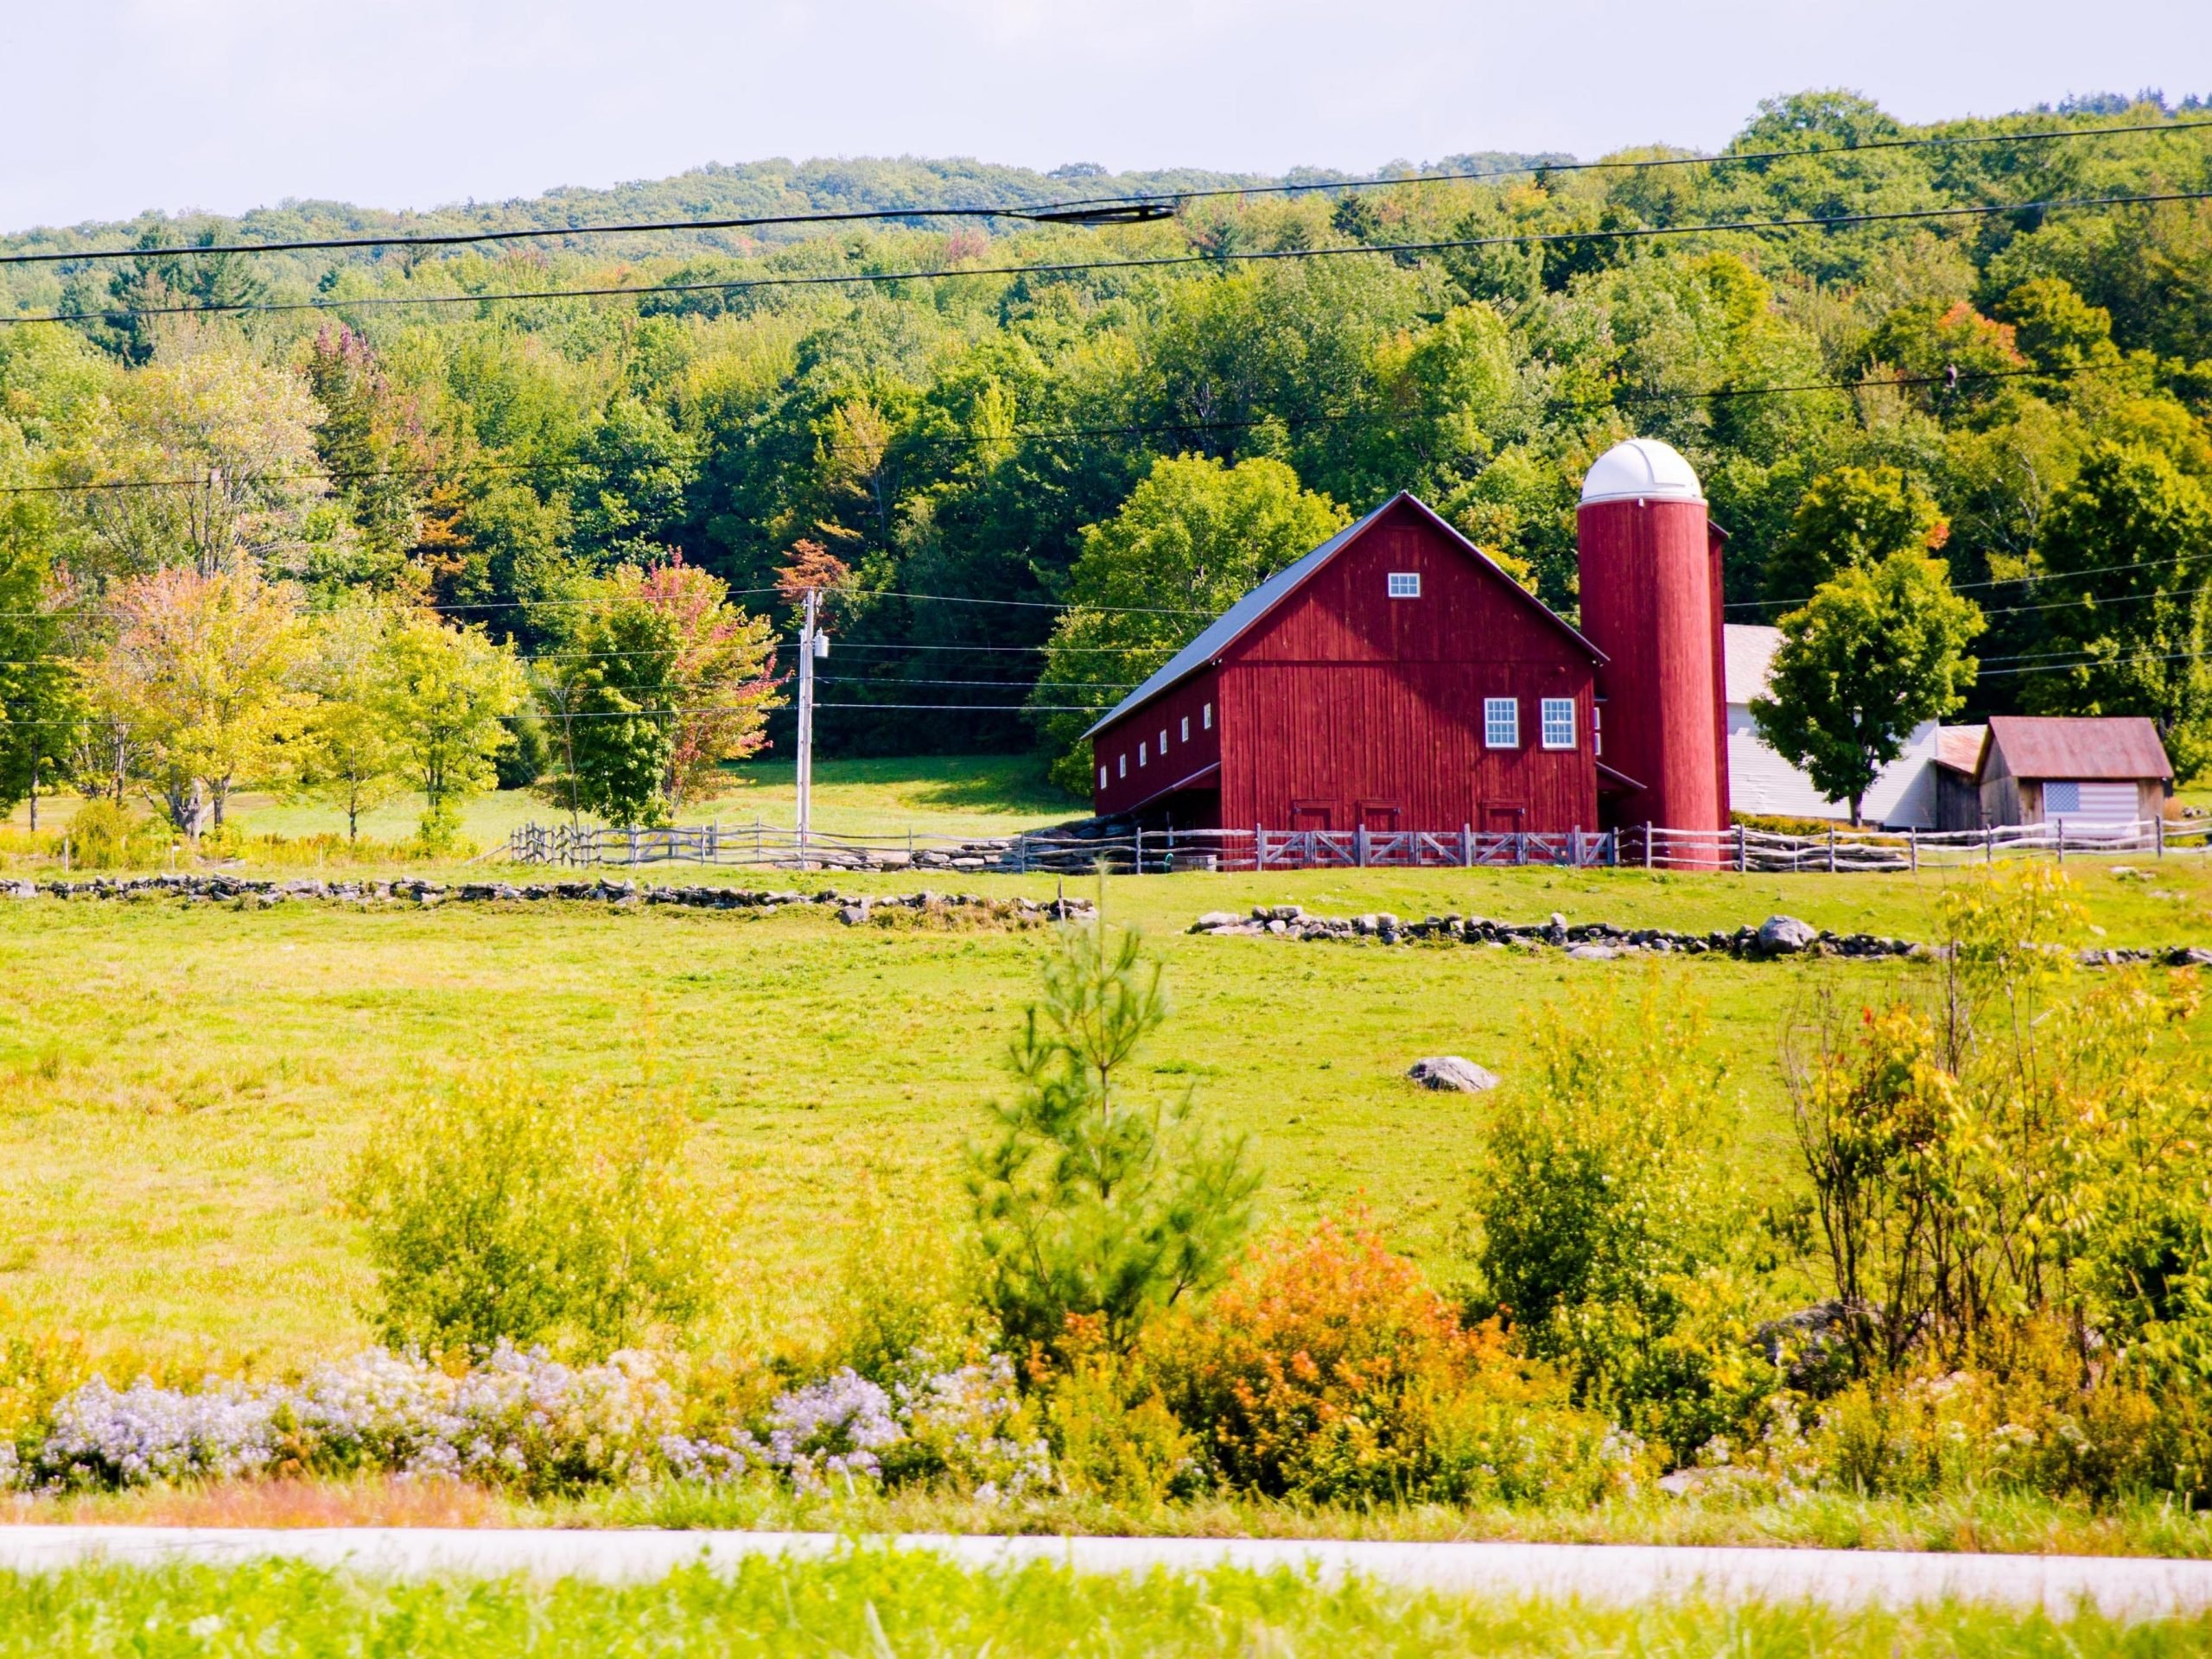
1080,493,1601,740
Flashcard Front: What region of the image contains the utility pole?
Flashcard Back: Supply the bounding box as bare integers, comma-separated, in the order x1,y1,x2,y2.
795,588,825,868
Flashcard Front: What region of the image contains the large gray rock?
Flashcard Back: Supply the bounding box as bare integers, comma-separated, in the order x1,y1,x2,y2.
1192,911,1243,932
1408,1056,1500,1093
1757,914,1819,956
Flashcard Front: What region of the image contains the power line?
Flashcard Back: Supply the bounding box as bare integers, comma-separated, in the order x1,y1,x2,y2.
12,115,2206,270
10,188,2210,328
1736,544,2208,612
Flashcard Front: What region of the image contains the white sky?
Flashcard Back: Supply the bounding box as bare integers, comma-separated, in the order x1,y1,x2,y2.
5,0,2209,231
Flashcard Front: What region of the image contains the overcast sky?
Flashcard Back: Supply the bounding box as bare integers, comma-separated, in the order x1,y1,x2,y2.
5,0,2209,232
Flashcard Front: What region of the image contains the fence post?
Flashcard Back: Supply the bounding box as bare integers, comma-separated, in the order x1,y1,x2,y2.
1571,825,1582,869
1827,827,1836,874
1986,825,1993,865
1736,823,1746,874
1355,824,1368,868
2056,818,2065,864
1255,823,1266,873
2158,814,2166,859
1462,823,1473,868
1134,825,1143,874
1642,822,1652,870
1515,830,1526,867
1908,826,1918,873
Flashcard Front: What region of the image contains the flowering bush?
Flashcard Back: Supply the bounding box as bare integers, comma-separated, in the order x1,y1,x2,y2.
1153,1217,1637,1504
5,1343,1055,1502
23,1345,688,1496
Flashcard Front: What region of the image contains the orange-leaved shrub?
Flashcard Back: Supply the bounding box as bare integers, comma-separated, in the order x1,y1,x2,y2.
1151,1217,1638,1504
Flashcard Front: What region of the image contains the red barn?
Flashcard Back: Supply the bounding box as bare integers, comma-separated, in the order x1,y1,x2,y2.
1084,493,1606,836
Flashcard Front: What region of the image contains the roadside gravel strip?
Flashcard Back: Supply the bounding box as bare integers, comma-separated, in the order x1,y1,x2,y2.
3,1529,2211,1618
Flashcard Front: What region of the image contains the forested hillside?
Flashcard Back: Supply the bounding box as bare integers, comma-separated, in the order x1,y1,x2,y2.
3,90,2210,785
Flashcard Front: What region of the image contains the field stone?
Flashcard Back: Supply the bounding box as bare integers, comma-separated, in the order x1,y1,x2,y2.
1566,944,1618,961
1757,914,1818,956
1192,911,1242,932
1407,1056,1500,1093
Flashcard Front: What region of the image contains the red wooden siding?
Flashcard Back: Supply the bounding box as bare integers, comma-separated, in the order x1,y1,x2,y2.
1090,665,1222,820
1217,508,1597,832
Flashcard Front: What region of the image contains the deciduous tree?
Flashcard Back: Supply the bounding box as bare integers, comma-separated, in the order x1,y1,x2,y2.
1752,552,1984,825
371,613,524,849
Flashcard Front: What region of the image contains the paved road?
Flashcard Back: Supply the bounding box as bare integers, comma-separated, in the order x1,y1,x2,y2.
3,1527,2211,1618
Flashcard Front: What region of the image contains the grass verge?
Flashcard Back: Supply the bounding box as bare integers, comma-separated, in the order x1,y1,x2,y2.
0,1551,2205,1656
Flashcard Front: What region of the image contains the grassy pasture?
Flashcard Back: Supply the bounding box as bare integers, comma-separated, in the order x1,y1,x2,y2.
7,1554,2208,1658
3,756,2211,1373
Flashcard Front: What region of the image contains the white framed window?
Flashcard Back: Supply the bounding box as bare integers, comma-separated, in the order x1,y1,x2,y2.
1592,702,1603,756
1117,753,1127,779
1541,697,1576,750
1180,715,1190,742
1138,741,1147,766
1159,728,1168,754
1484,697,1519,749
1098,765,1109,789
1387,571,1421,599
1203,702,1213,730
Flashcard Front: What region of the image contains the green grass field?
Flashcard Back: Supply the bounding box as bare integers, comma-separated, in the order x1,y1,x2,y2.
3,754,1081,848
3,756,2211,1372
1,1553,2205,1657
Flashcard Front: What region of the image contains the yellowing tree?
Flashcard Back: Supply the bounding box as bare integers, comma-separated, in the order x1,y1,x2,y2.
58,336,327,581
88,566,310,835
299,601,404,841
371,613,524,849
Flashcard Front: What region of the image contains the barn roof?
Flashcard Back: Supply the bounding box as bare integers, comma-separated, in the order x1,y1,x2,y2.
1984,715,2172,781
1080,493,1603,740
1722,623,1781,705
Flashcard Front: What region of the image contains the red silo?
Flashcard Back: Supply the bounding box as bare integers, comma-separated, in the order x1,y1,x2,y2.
1575,438,1730,836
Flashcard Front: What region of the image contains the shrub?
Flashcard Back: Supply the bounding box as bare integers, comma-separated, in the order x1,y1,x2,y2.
1153,1217,1633,1505
61,799,162,869
1789,868,2212,1381
348,1069,717,1357
1038,1323,1197,1504
969,925,1258,1358
1470,975,1770,1460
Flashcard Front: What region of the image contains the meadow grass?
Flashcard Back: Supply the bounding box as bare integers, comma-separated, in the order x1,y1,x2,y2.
0,1550,2205,1656
3,753,1081,848
27,1475,2212,1560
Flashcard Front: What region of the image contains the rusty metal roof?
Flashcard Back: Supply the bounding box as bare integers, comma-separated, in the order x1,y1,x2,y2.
1985,715,2172,781
1934,724,1987,774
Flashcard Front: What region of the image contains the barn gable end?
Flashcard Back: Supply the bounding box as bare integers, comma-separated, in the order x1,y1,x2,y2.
1088,494,1603,833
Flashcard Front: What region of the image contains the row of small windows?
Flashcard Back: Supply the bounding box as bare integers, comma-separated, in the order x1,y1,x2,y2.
1486,696,1580,752
1104,702,1214,787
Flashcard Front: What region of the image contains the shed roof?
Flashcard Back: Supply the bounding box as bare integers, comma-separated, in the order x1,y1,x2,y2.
1985,715,2173,781
1934,725,1988,775
1081,493,1603,741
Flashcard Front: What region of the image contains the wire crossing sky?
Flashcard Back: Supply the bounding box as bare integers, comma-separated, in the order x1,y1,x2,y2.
3,0,2209,232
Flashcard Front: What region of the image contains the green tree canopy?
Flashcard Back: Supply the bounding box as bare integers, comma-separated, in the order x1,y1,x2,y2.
1752,552,1985,824
1764,464,1948,603
1030,455,1346,794
370,613,524,849
2021,442,2212,777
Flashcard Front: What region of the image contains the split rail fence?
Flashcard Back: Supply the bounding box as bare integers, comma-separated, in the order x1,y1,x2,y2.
506,817,2212,876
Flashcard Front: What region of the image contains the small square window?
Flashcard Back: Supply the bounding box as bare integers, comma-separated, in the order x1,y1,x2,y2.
1117,753,1127,779
1203,702,1213,730
1098,765,1109,789
1180,716,1190,742
1388,571,1421,599
1541,697,1576,750
1484,697,1519,749
1138,741,1147,766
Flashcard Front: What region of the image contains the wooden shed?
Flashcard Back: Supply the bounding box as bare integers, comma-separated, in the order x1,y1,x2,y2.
1084,493,1605,834
1974,716,2174,827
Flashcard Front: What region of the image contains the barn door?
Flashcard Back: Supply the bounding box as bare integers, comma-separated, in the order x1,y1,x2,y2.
1291,800,1332,831
1480,802,1525,836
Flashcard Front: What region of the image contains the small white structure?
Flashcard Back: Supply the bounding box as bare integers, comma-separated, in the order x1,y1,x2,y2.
1723,624,1942,828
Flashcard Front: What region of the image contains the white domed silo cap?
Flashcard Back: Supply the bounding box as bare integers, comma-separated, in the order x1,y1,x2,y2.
1580,437,1705,505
